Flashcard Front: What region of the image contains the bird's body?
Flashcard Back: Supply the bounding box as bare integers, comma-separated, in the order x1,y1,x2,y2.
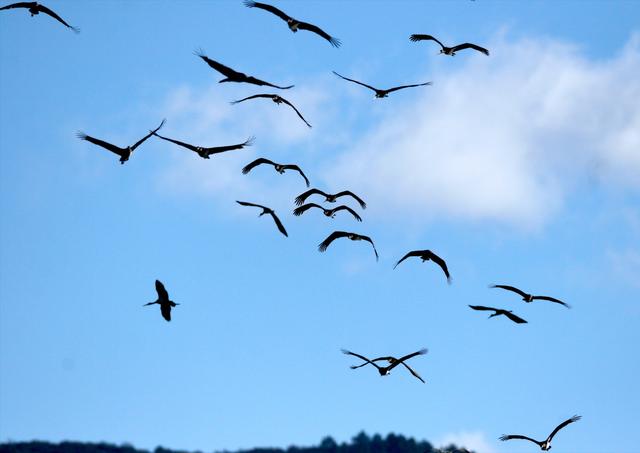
491,285,570,308
394,249,451,283
410,34,489,56
77,119,165,164
295,188,366,209
153,132,253,159
341,348,428,383
195,50,293,89
500,415,581,450
236,200,288,237
293,203,362,222
143,280,179,322
1,2,79,32
318,231,378,260
231,94,311,127
244,1,340,48
332,71,432,98
468,305,528,324
242,158,310,187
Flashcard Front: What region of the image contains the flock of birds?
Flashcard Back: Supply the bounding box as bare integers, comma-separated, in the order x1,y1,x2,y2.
2,1,582,452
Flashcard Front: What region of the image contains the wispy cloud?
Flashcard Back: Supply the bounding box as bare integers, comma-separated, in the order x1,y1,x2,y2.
436,430,496,453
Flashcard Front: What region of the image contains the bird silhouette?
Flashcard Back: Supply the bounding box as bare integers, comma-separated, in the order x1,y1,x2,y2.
231,94,311,127
153,132,254,159
491,285,570,308
332,71,432,98
341,348,428,383
236,201,288,237
295,188,366,209
500,415,581,451
468,305,527,324
143,280,179,322
394,249,451,283
76,119,165,164
410,34,489,56
244,1,340,48
195,50,293,89
1,2,79,32
318,231,378,261
242,158,310,187
293,203,362,222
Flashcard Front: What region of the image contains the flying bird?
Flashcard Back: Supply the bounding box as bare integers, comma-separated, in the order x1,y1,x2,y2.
468,305,527,324
293,203,362,222
491,285,570,308
394,249,451,283
410,34,489,56
153,132,254,159
500,415,581,451
242,158,310,187
295,188,366,209
143,280,179,322
76,119,165,164
1,2,79,32
341,348,428,383
231,94,312,128
332,71,432,98
318,231,378,261
236,201,288,237
244,1,340,48
195,50,293,89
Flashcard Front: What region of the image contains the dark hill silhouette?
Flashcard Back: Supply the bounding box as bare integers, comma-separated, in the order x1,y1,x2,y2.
0,432,472,453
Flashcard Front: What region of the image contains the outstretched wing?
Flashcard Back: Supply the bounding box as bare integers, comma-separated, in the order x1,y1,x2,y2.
155,280,169,301
358,234,379,261
268,211,288,237
0,3,35,10
409,34,445,50
532,295,570,308
279,97,312,128
36,3,79,32
293,203,323,217
242,157,277,174
283,165,310,187
195,50,243,78
426,250,451,283
76,132,125,157
393,250,423,269
547,415,581,443
230,94,275,105
396,348,428,364
203,136,254,155
398,362,426,383
468,305,496,312
384,81,433,94
450,43,489,55
243,1,291,22
341,349,380,370
160,304,172,322
491,284,528,298
499,435,540,446
295,188,328,206
501,310,528,324
332,71,378,93
236,200,267,210
244,75,294,90
318,231,349,252
332,205,362,222
130,119,165,151
297,21,341,47
334,190,367,209
153,132,198,153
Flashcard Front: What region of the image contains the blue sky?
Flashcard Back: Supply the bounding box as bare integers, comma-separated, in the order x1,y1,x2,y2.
1,1,639,453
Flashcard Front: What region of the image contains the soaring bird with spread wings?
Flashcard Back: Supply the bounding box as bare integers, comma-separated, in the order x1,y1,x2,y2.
1,2,79,32
468,305,528,324
76,119,165,164
293,203,362,222
500,415,581,451
236,201,288,237
341,348,428,383
490,285,570,308
318,231,378,261
394,249,451,283
232,94,311,128
332,71,432,98
295,188,366,210
410,34,489,56
244,1,340,48
143,280,179,322
153,132,254,159
242,158,310,187
195,50,293,89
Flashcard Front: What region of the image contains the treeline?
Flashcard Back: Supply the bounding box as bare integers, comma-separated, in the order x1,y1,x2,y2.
0,432,471,453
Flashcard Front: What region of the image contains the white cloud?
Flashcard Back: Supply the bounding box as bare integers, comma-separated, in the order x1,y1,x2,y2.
436,430,496,453
327,34,640,229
